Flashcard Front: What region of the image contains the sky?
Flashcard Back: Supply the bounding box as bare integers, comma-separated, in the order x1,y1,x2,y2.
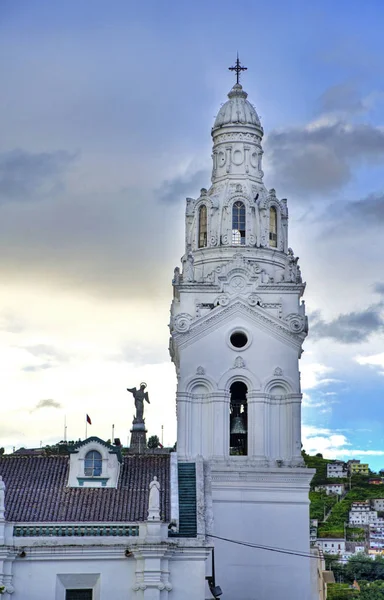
0,0,384,468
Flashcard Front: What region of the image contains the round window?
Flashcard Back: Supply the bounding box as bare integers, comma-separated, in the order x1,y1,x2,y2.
230,331,248,348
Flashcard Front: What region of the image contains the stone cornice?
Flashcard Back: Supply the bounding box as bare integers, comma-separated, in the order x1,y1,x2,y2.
210,465,315,488
174,299,305,351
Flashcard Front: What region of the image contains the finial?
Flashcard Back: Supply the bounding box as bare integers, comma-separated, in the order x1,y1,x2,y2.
228,53,247,85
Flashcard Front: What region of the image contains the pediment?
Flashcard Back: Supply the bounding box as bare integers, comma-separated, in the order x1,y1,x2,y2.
173,298,305,351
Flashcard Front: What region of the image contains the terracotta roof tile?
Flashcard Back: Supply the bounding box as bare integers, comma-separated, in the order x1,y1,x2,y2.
0,454,170,523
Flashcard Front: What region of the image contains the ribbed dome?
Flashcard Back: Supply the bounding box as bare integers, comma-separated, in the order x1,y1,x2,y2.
213,83,262,130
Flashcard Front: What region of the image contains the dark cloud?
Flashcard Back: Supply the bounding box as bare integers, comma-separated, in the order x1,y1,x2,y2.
0,149,75,203
33,399,62,410
316,83,366,116
374,283,384,295
310,305,384,343
158,169,210,204
349,193,384,222
265,121,384,194
0,181,185,300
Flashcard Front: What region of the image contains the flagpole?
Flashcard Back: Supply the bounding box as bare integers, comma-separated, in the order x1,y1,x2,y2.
85,415,87,440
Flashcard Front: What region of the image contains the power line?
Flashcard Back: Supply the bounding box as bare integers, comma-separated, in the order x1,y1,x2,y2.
200,533,384,569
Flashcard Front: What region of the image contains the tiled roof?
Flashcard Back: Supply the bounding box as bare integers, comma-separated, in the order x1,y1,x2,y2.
0,454,170,523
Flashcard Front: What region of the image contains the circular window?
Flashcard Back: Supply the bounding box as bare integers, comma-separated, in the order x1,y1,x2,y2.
230,331,248,348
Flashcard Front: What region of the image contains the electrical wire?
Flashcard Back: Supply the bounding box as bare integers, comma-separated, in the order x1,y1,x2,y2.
199,532,384,568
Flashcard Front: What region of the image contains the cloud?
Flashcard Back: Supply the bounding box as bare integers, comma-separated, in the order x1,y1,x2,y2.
316,83,368,117
335,449,384,457
158,169,210,204
265,85,384,195
22,363,53,372
23,344,69,362
374,283,384,295
33,399,62,410
310,305,384,343
0,149,75,203
0,183,184,300
0,312,26,333
300,362,338,390
302,425,349,456
348,193,384,223
356,352,384,376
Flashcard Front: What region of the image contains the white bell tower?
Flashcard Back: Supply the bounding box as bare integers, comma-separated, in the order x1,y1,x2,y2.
170,61,314,600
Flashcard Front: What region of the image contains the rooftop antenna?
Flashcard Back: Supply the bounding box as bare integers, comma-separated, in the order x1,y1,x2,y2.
228,53,247,85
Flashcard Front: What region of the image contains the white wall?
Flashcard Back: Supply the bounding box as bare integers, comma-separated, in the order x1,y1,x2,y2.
211,465,314,600
12,556,134,600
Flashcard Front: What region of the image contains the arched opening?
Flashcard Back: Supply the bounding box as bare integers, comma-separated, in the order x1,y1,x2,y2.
232,201,246,245
269,206,277,248
84,450,102,476
198,205,207,248
229,381,248,455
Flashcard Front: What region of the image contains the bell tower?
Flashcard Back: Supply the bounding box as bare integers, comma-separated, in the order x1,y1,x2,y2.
169,60,314,600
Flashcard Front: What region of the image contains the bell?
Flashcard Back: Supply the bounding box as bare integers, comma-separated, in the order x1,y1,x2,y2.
230,414,247,435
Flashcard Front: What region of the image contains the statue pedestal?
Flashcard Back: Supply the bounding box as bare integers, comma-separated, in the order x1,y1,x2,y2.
129,420,147,453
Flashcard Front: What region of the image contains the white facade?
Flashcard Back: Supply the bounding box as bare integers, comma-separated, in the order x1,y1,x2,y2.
351,502,370,512
349,510,378,525
0,522,208,600
327,462,348,478
170,79,314,600
373,499,384,511
315,539,346,555
315,484,345,495
0,443,211,600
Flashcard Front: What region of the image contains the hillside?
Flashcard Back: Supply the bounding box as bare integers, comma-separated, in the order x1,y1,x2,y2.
303,451,384,539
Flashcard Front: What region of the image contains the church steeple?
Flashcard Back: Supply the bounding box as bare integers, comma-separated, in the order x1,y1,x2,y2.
169,66,313,600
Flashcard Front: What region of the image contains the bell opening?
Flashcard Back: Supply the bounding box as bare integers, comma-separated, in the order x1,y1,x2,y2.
229,381,248,456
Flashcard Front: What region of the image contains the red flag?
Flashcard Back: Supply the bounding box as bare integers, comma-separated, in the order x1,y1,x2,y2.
86,414,92,425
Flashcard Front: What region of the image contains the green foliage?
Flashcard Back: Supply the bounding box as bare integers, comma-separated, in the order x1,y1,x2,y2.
309,491,338,520
347,527,366,542
327,583,359,600
360,582,384,600
302,451,334,486
0,448,4,456
318,486,384,537
147,435,160,450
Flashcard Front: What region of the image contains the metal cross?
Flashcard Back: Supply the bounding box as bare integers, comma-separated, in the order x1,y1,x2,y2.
228,54,247,85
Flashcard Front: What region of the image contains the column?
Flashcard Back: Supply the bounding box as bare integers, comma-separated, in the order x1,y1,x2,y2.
247,393,266,459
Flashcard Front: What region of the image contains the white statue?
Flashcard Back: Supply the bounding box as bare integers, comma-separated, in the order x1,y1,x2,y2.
183,249,194,282
149,476,160,510
0,475,5,518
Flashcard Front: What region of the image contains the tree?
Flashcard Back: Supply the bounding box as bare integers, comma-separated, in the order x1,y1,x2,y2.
147,435,160,449
0,448,4,456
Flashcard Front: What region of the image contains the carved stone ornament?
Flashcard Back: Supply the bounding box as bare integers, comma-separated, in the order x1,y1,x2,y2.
196,366,205,375
173,313,193,333
229,275,246,291
234,356,245,368
274,367,283,376
285,313,306,334
217,294,229,307
248,293,262,307
210,234,218,246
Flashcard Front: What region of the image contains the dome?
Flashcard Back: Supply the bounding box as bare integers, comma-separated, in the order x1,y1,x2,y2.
212,83,262,131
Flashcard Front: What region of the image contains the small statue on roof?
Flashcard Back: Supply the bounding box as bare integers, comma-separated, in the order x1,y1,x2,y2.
127,382,150,423
148,476,161,521
0,475,5,519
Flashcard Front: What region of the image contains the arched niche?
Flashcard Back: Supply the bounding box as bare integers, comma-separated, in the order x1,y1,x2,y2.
229,381,248,456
